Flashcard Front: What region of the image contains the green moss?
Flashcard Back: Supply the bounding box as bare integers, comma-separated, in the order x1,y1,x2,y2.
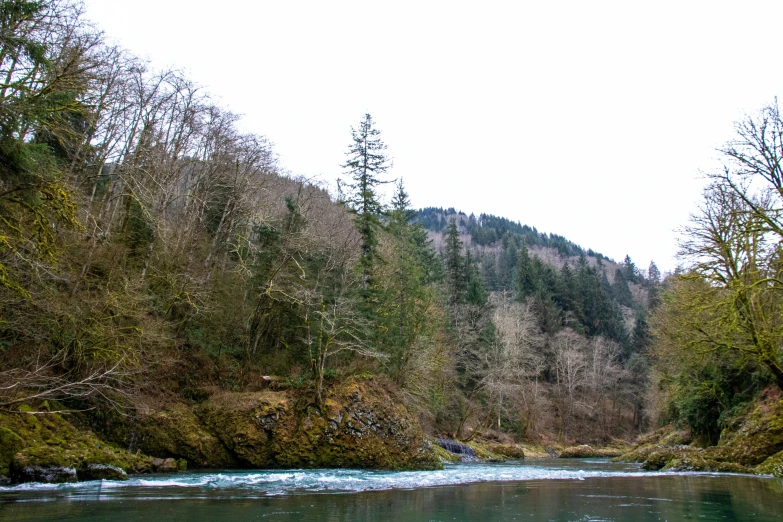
632,444,752,474
198,391,288,467
515,444,551,458
614,444,657,463
0,407,156,477
198,379,440,470
756,450,783,477
715,395,783,466
0,427,24,475
660,430,692,446
106,402,237,469
465,441,504,461
640,449,673,470
665,455,749,474
483,441,526,460
559,445,624,458
617,394,783,472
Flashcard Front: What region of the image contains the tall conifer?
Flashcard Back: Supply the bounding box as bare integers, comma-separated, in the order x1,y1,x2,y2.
342,113,391,291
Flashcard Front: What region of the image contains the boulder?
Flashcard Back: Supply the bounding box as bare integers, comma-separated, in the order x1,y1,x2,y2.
559,445,624,458
151,457,182,473
77,463,128,481
755,450,783,477
11,464,77,484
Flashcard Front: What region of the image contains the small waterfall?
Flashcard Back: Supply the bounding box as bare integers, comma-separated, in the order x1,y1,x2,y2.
436,438,477,458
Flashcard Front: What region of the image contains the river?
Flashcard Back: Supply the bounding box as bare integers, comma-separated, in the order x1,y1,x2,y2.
1,459,781,521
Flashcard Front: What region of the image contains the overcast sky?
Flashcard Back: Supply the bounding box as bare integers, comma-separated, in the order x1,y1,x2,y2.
83,1,783,271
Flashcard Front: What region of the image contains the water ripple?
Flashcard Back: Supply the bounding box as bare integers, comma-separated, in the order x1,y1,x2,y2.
0,460,750,497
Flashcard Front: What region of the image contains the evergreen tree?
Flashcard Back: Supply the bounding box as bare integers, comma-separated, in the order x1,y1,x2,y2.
497,237,518,290
647,261,662,309
378,179,435,377
623,255,639,283
648,260,661,284
389,178,415,231
577,264,629,345
612,268,634,307
631,310,651,353
516,242,538,299
480,251,500,291
444,218,466,304
342,113,391,290
533,291,562,334
464,248,487,306
555,263,584,327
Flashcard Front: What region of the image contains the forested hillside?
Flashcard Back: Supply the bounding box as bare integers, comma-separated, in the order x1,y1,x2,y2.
0,0,661,466
419,209,659,347
415,208,663,436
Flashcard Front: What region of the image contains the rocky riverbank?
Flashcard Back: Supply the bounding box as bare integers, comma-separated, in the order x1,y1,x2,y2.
0,378,441,484
614,388,783,477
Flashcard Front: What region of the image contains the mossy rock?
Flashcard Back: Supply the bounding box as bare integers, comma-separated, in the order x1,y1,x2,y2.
559,445,623,458
617,392,783,473
660,430,692,447
639,447,697,470
638,446,750,474
755,450,783,478
664,455,749,474
614,443,658,463
0,407,155,481
77,463,128,481
464,440,504,462
516,444,552,459
113,402,237,468
198,391,288,467
0,427,24,475
482,441,525,460
272,382,440,470
198,380,440,470
715,395,783,466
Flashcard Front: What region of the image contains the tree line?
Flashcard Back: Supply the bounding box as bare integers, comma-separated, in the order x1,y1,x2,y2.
650,100,783,444
0,0,658,444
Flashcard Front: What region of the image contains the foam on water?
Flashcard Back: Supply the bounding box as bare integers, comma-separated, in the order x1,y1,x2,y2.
0,460,742,497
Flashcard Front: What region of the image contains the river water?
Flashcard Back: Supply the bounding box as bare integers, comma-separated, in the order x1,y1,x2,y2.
1,459,781,521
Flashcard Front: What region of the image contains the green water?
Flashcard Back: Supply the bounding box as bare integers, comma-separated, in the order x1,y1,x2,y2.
1,460,781,521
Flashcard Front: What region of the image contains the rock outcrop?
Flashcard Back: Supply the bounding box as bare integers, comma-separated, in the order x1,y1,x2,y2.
0,404,155,484
0,377,441,483
616,388,783,477
198,380,439,470
103,402,236,469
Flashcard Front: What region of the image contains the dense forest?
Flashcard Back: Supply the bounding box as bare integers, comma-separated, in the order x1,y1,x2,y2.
1,0,782,476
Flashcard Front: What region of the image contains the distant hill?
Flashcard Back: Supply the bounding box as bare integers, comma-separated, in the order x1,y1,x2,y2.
416,207,660,353
418,208,604,260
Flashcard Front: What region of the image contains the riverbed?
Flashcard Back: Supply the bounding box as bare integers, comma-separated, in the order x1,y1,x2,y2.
1,459,781,521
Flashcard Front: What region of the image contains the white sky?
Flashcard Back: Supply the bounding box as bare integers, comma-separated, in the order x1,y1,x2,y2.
82,0,783,271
